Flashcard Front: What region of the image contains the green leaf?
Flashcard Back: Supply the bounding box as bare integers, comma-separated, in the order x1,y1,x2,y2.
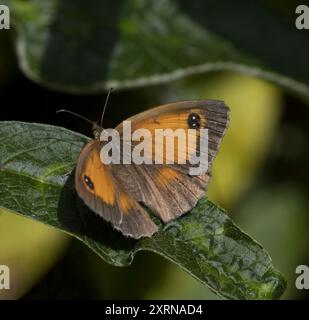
5,0,309,97
0,121,286,299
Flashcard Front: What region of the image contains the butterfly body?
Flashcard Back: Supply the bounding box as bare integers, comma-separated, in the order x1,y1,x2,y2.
75,99,229,239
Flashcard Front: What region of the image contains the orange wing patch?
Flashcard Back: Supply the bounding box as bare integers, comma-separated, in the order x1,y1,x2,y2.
141,109,206,164
131,108,206,132
83,149,116,206
154,167,180,184
152,167,182,194
118,108,207,164
118,192,135,213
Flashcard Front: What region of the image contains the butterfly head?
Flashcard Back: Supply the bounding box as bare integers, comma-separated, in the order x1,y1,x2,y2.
92,122,104,140
56,88,113,140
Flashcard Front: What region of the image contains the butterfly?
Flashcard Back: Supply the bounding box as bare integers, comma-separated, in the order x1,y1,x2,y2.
63,98,229,239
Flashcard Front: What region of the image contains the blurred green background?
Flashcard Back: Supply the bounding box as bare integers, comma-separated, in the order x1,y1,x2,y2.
0,0,309,299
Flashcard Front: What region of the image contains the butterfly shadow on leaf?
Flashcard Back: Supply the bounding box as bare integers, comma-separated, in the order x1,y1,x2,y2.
57,170,137,252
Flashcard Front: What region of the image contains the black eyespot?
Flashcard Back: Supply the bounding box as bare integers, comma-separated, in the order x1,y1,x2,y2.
188,113,201,129
84,175,94,190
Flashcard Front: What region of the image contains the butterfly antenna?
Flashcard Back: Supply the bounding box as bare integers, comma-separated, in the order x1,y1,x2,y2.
56,109,95,126
100,88,113,127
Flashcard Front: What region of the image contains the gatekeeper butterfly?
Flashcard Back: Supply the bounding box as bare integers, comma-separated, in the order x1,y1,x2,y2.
59,96,229,239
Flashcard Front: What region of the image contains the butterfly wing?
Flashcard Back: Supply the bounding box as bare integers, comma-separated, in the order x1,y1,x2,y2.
75,99,229,238
116,99,229,174
111,164,209,222
75,140,158,238
114,99,229,223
